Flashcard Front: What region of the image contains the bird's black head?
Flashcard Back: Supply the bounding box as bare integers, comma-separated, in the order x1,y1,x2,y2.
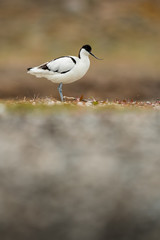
82,45,92,53
79,44,102,60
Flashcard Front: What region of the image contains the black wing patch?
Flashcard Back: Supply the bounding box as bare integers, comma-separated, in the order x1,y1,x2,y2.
39,56,76,74
53,56,76,64
70,57,76,64
39,63,50,70
61,70,70,74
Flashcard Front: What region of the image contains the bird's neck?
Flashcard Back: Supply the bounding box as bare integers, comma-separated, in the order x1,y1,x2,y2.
79,49,89,59
79,52,89,60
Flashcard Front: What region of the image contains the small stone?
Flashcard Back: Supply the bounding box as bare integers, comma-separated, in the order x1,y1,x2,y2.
77,102,84,106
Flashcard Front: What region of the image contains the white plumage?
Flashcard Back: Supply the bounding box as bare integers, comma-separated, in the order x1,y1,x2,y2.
27,45,101,101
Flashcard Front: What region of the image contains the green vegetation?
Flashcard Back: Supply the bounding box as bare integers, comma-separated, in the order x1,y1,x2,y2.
1,98,160,114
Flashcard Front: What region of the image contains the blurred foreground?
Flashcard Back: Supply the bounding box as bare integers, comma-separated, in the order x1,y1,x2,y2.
0,100,160,239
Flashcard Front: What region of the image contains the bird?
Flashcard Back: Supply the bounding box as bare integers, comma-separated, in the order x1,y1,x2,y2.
27,44,102,101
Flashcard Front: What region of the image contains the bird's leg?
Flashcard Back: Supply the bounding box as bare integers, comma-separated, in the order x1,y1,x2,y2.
57,82,64,102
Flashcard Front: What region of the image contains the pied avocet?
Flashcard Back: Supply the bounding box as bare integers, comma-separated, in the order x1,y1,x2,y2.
27,45,101,101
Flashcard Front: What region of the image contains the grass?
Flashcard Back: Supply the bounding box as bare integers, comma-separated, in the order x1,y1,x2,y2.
0,97,160,114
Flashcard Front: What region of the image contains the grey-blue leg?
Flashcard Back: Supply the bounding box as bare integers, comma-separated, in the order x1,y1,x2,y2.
58,82,63,102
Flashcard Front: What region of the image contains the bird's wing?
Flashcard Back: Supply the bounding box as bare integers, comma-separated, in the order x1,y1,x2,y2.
39,56,76,74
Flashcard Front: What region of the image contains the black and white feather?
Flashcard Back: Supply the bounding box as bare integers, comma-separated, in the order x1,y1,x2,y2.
27,55,80,83
41,56,76,73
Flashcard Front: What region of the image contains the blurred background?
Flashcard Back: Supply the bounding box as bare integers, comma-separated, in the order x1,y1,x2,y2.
1,2,160,239
0,0,160,100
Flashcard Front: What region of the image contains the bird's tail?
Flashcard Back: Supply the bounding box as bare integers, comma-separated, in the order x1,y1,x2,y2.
27,67,42,74
27,67,48,74
27,66,52,78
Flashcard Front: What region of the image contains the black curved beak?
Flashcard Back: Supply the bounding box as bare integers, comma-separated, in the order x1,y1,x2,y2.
90,52,103,60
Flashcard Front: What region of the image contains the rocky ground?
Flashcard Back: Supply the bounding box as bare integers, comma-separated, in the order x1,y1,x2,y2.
0,99,160,240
